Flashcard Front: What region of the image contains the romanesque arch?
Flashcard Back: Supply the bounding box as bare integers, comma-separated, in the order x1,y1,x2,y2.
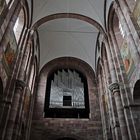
31,57,102,140
0,77,3,97
133,79,140,103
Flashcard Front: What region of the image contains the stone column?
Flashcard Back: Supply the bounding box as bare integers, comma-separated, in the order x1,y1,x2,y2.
109,83,129,140
103,59,121,140
12,43,32,140
98,74,109,140
4,79,26,140
109,24,138,140
103,37,131,140
4,36,32,140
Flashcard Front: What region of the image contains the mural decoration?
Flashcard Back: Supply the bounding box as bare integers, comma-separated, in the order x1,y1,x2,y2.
133,0,140,27
5,43,15,65
120,40,135,78
3,29,18,71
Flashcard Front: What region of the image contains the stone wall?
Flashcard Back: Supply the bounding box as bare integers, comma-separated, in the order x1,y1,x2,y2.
31,118,102,140
30,57,103,140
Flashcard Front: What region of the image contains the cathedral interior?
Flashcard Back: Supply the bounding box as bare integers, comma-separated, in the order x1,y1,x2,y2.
0,0,140,140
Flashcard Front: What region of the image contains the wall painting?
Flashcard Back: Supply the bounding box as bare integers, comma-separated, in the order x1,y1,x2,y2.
120,40,135,79
2,29,18,74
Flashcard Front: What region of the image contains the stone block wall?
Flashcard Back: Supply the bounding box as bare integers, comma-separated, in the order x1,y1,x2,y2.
30,57,103,140
31,118,103,140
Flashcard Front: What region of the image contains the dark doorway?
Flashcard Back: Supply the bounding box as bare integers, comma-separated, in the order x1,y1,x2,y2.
63,96,72,106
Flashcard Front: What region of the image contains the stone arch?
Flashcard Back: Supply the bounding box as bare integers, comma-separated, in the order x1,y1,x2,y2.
133,79,140,103
31,57,102,140
132,79,140,138
24,0,33,28
0,77,3,96
96,57,102,76
107,1,114,32
0,77,4,119
40,57,96,81
34,57,99,120
32,13,105,34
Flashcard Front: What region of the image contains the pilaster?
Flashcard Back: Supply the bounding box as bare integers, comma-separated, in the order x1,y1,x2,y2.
109,82,129,140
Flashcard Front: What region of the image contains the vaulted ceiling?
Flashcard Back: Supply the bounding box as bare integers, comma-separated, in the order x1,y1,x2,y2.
29,0,114,71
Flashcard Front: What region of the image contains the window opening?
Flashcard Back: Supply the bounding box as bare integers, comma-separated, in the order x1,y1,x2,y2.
13,8,24,43
119,21,125,38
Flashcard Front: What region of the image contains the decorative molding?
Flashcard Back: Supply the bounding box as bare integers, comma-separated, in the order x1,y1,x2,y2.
109,82,120,92
16,79,26,89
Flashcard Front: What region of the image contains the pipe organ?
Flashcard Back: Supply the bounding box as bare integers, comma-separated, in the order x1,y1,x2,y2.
49,69,85,108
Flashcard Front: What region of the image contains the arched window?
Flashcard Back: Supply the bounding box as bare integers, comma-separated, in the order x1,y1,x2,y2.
133,80,140,103
44,68,89,118
13,8,25,44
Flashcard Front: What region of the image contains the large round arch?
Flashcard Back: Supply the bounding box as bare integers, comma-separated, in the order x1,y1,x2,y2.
0,77,3,95
133,79,140,103
34,57,98,119
31,57,102,140
32,13,105,34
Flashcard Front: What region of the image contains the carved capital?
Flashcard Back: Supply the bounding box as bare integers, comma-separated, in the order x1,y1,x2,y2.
109,82,120,93
16,79,26,90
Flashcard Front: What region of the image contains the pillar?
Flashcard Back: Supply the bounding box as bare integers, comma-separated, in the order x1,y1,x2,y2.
103,59,121,140
103,37,132,140
12,42,33,140
98,73,109,140
109,83,129,140
4,79,26,140
3,35,32,140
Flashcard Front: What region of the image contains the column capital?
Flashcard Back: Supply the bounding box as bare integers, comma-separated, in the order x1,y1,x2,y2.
109,82,120,93
16,79,26,90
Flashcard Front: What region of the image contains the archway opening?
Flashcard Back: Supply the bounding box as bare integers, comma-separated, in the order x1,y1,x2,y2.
133,80,140,103
0,78,3,96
